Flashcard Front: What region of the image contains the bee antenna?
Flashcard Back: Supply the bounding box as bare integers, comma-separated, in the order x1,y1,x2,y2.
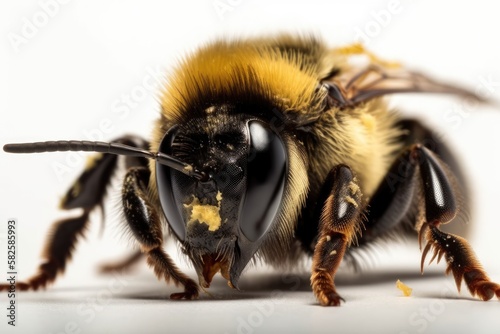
3,140,207,181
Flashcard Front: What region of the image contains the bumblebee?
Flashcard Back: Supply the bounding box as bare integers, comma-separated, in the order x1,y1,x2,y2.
2,35,499,306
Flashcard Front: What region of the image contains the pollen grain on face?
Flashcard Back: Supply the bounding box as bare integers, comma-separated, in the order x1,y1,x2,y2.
184,192,223,232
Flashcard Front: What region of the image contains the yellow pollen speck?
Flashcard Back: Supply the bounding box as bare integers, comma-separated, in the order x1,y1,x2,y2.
183,165,193,173
348,181,360,196
344,195,358,208
184,192,223,232
330,250,337,256
325,235,331,242
396,279,413,297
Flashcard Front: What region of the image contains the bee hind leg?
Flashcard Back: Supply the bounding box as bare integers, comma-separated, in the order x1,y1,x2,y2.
364,143,500,301
122,167,199,300
0,135,149,292
311,165,364,306
413,144,500,300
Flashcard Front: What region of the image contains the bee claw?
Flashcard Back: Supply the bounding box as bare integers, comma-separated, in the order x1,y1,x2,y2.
322,292,345,306
467,280,500,301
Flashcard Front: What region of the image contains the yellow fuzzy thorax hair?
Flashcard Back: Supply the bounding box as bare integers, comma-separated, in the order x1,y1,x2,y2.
159,39,323,121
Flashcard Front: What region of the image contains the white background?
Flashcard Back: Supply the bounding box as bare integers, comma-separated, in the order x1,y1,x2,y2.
1,1,500,333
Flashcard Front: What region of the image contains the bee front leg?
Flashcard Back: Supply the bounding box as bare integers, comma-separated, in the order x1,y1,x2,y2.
311,165,363,306
122,167,199,300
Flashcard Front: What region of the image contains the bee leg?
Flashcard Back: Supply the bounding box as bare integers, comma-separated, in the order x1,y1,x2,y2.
311,165,363,306
0,213,91,292
366,144,500,300
0,135,149,292
122,167,199,300
360,119,470,245
412,146,500,300
421,225,500,300
397,118,470,237
99,250,144,274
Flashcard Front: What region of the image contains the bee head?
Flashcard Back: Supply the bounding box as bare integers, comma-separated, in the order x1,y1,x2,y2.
156,111,288,288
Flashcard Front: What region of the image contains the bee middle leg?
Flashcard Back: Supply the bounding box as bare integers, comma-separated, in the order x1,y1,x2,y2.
363,144,500,301
311,165,363,306
122,167,199,300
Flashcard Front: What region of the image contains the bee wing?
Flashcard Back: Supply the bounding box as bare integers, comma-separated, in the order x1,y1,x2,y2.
324,64,487,108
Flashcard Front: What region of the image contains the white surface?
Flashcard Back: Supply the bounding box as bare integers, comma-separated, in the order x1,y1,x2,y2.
1,1,500,334
5,266,500,334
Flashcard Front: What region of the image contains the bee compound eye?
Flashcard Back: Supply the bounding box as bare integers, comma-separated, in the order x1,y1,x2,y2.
156,125,187,241
239,121,287,241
